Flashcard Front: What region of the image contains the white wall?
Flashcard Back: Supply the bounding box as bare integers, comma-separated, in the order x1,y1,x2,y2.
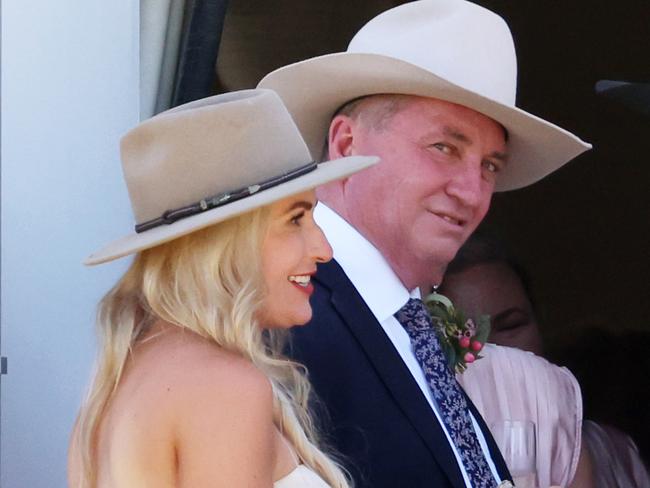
1,1,140,486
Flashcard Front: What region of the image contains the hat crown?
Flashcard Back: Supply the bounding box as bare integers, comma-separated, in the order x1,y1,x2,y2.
348,0,517,106
257,0,590,193
121,89,312,224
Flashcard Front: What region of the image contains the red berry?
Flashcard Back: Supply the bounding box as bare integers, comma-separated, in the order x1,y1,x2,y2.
459,336,471,348
464,352,476,363
471,340,483,351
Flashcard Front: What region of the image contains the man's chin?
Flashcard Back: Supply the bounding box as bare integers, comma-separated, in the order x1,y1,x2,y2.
400,242,460,286
419,237,465,263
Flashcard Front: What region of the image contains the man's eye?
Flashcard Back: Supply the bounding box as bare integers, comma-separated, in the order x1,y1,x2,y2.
483,160,500,173
432,142,453,155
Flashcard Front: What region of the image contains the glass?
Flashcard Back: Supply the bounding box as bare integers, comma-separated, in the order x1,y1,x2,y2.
491,420,538,488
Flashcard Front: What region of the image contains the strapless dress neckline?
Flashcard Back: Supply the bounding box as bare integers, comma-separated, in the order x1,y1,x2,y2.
273,465,331,487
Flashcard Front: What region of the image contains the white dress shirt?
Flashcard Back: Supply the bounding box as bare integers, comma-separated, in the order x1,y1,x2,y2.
315,203,502,487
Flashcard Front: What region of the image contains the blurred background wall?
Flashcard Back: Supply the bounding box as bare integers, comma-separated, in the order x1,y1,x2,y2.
1,1,138,486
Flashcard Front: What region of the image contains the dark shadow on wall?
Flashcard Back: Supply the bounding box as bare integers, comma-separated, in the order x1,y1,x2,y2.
548,327,650,465
477,0,650,352
214,0,406,92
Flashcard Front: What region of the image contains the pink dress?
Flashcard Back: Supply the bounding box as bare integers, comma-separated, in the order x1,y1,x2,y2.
457,344,582,488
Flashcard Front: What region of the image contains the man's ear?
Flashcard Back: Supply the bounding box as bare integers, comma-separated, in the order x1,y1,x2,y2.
328,114,356,159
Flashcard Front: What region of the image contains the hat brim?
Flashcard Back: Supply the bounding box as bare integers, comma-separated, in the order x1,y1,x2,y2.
85,155,377,265
595,80,650,119
259,52,591,191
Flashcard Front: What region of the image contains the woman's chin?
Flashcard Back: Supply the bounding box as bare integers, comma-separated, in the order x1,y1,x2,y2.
283,310,313,328
259,309,313,329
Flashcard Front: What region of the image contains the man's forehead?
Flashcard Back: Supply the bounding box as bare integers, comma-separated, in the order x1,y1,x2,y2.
362,94,506,132
378,94,509,149
326,93,508,161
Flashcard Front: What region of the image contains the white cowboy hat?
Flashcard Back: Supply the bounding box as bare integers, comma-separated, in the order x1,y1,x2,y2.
85,89,378,265
258,0,591,191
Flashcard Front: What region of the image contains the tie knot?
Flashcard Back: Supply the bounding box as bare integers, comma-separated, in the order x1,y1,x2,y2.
394,298,433,332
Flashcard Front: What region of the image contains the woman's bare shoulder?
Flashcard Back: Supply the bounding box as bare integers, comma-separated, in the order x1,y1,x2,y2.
109,323,277,486
122,323,273,419
139,324,277,486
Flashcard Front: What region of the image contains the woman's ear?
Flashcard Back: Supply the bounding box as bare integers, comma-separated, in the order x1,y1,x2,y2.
327,114,356,159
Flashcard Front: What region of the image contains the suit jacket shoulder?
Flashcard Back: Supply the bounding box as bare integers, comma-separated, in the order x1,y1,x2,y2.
291,260,470,487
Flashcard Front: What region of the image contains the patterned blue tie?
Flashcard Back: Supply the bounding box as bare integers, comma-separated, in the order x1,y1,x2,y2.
395,298,496,488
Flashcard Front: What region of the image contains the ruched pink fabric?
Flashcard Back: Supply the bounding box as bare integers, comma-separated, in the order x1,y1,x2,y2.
457,344,582,488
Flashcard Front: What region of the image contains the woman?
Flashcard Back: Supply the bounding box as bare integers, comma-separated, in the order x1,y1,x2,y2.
439,232,544,356
443,232,650,488
68,89,377,487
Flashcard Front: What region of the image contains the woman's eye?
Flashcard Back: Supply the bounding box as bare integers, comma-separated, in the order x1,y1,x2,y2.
290,212,305,226
493,320,528,333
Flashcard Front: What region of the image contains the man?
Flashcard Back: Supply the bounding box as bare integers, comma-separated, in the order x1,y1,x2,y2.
260,1,590,487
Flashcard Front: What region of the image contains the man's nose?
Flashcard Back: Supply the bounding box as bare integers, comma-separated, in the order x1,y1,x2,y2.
445,162,485,207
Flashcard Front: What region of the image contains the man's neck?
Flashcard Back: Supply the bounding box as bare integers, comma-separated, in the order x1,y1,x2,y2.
320,195,446,292
380,247,446,292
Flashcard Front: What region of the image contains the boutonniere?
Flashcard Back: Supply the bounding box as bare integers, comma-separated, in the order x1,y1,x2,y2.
423,290,490,374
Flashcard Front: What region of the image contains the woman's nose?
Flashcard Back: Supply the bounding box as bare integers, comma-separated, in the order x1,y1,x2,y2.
311,225,333,264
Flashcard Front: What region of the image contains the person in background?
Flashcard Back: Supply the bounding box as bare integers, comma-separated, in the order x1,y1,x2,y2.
439,231,544,356
259,0,590,486
67,89,377,488
441,232,650,487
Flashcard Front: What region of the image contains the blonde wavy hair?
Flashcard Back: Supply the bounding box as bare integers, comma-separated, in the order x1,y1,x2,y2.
71,207,351,488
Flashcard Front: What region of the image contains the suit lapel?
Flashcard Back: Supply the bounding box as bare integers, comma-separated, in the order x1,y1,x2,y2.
466,394,512,481
315,260,466,488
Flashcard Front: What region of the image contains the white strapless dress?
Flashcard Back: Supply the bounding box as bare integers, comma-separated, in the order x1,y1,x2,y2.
274,465,331,488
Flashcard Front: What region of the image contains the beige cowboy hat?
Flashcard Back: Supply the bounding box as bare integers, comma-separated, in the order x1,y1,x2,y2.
85,89,378,265
258,0,591,191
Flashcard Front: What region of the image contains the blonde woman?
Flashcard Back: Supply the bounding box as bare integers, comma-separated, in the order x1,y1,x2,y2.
67,89,377,488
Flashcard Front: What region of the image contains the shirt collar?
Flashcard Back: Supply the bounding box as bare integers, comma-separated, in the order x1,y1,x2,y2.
314,203,420,323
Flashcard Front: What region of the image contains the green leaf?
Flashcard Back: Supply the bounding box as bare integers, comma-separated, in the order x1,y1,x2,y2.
424,292,492,374
474,315,491,344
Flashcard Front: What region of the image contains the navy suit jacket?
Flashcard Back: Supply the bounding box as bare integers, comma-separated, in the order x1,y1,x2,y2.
290,259,511,488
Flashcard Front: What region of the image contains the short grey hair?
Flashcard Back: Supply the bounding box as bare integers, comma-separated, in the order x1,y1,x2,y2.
320,94,414,160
